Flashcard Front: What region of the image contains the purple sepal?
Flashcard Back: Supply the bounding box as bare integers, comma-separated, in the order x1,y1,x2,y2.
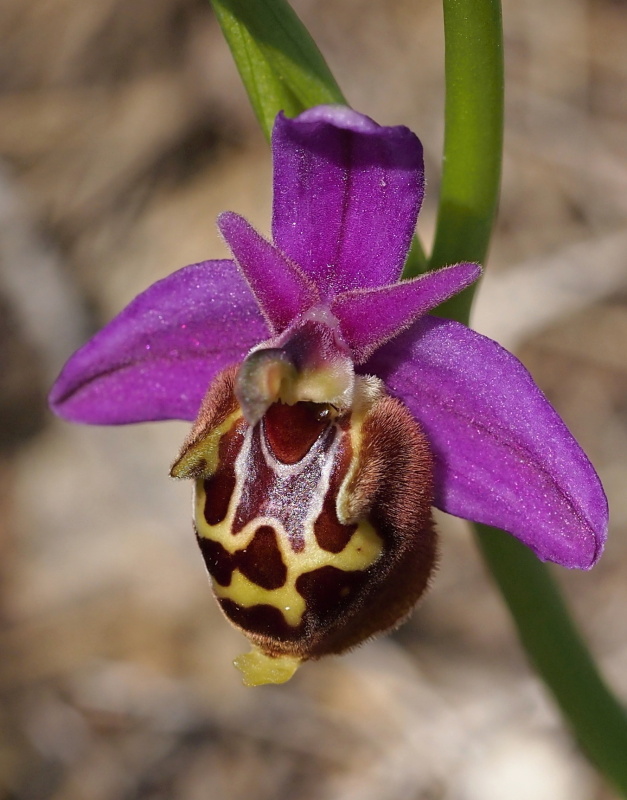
271,106,424,297
218,212,319,334
364,317,608,569
49,261,269,424
332,262,481,363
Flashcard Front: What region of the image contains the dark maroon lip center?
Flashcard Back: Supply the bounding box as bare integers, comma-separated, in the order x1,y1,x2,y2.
262,401,333,465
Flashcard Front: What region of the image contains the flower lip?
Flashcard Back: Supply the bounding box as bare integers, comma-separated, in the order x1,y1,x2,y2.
262,400,334,465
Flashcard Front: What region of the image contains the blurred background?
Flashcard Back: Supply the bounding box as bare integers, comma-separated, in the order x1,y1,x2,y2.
1,0,626,798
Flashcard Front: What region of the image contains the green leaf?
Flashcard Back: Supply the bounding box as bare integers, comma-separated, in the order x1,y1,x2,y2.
210,0,345,140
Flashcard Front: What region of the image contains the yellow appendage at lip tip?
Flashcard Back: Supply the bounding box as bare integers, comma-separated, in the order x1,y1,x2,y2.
234,648,301,687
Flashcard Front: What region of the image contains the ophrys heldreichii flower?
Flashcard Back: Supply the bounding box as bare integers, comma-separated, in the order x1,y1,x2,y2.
50,106,608,686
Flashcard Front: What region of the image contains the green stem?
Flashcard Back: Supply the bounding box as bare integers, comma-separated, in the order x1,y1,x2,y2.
435,2,627,792
431,0,503,320
476,527,627,794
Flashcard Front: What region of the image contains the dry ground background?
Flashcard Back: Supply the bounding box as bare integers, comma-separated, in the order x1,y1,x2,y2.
1,0,627,798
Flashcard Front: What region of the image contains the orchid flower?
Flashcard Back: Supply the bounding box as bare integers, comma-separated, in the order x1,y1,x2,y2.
49,106,607,686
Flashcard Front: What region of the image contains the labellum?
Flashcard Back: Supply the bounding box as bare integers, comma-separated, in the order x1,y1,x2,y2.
172,316,437,685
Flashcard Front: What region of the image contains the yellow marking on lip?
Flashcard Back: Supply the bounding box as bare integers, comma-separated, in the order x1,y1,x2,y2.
171,410,242,479
214,569,306,626
208,516,382,626
191,403,384,628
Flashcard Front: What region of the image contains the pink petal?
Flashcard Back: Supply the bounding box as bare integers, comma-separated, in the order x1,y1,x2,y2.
218,212,319,333
332,262,481,362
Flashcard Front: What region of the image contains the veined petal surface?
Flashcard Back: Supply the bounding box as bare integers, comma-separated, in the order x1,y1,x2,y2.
365,317,608,569
49,261,269,424
332,262,481,363
218,212,319,334
272,106,424,296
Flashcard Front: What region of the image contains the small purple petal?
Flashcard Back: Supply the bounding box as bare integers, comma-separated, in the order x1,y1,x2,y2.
218,212,319,333
332,262,481,363
49,261,269,424
272,106,424,296
365,317,608,569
